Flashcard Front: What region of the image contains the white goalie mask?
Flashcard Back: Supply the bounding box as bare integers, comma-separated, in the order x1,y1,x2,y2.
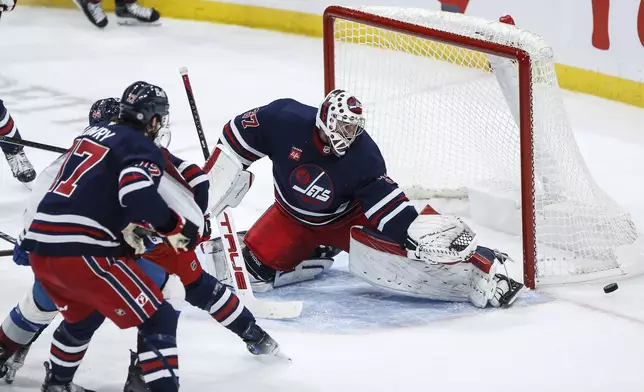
315,89,366,157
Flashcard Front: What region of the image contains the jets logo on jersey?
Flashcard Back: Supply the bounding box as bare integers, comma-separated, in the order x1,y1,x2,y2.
289,164,334,210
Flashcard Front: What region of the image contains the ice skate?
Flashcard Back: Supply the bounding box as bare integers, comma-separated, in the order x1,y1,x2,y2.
242,322,289,360
5,150,35,185
72,0,108,28
123,350,150,392
115,2,160,25
41,362,95,392
3,343,31,384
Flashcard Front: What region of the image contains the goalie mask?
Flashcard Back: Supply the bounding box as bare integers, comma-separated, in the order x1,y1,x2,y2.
316,89,365,157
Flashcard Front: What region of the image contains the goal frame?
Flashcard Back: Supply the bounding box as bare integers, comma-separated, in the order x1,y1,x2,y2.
322,5,538,288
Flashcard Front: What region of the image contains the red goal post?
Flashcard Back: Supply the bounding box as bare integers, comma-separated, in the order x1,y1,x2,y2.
322,5,539,288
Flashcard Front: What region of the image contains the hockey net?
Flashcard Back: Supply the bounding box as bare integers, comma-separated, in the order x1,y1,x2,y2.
323,5,644,288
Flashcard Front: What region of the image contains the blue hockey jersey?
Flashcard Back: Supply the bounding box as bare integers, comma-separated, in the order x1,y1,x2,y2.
219,98,418,246
21,122,176,257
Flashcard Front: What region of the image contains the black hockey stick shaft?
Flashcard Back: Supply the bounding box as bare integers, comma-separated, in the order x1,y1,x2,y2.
179,67,210,161
0,135,67,154
0,230,16,245
0,249,12,257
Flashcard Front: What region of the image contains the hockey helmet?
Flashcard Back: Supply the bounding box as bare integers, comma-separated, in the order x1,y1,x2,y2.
119,81,170,144
315,89,365,157
89,97,120,126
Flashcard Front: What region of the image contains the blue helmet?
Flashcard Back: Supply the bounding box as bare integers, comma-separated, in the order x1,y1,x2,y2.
89,97,120,126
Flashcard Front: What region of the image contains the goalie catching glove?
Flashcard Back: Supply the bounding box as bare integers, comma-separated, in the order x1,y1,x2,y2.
404,210,478,265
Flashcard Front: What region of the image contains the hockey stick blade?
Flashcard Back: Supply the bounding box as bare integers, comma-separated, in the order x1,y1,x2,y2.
216,209,302,319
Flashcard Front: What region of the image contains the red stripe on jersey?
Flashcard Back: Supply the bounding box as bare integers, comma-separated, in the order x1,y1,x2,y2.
0,117,14,135
30,222,108,240
369,194,408,226
224,123,259,163
101,257,160,318
213,294,239,322
182,165,202,181
119,173,148,188
160,148,192,191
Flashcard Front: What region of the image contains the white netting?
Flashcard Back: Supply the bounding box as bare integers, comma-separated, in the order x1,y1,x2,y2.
328,6,644,284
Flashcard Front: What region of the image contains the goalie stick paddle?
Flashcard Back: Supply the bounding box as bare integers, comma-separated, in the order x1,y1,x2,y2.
0,135,67,154
178,67,303,319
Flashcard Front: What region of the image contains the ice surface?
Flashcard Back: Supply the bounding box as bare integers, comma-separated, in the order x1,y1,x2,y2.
1,7,644,391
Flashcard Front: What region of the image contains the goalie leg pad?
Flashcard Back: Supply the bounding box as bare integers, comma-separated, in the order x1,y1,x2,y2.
202,233,334,293
349,227,471,301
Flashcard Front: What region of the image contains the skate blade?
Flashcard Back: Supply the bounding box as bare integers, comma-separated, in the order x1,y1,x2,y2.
116,18,162,26
274,349,292,361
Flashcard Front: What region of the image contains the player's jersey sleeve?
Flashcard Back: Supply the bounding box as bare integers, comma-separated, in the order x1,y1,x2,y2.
168,152,209,214
117,139,174,231
218,103,276,168
354,158,418,247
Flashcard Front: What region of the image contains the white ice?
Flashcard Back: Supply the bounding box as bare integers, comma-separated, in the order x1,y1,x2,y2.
1,7,644,391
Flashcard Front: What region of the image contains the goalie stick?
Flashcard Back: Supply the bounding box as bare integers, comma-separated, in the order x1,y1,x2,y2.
179,67,303,319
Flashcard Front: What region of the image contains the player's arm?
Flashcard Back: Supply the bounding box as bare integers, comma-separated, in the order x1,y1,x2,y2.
355,173,418,247
119,152,199,251
204,103,277,216
356,166,478,264
168,152,209,214
216,105,273,169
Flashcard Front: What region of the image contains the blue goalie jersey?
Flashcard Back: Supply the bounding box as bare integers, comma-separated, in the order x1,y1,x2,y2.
219,98,418,246
21,123,176,257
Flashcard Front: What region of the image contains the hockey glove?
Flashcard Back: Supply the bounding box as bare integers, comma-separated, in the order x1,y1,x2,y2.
158,210,200,252
405,214,478,264
12,243,29,266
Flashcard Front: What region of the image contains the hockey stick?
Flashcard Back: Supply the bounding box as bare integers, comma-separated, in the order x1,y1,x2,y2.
0,231,15,257
0,230,16,245
179,67,303,319
0,135,67,154
179,67,210,160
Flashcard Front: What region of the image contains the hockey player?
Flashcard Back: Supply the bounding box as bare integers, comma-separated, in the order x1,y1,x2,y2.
73,0,160,28
16,81,199,392
0,96,283,389
203,89,523,309
92,97,284,359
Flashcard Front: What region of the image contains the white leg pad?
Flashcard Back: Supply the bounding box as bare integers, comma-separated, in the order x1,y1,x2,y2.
349,229,471,301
